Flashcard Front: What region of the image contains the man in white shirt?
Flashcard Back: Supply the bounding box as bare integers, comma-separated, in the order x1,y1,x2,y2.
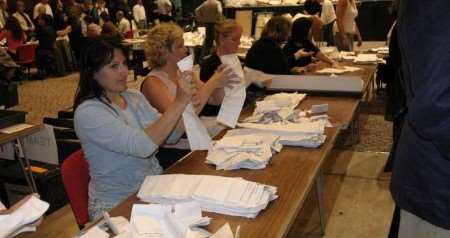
13,0,35,33
33,0,53,19
319,0,336,46
116,10,130,36
132,0,146,29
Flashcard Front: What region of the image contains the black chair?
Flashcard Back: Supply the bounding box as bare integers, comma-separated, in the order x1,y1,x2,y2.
57,110,74,119
53,128,78,140
43,117,74,129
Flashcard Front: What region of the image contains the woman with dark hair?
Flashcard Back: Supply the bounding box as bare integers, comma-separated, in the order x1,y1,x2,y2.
74,39,193,220
245,16,308,75
283,17,338,71
0,17,27,59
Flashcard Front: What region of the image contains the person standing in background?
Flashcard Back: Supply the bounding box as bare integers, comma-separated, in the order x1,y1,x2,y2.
334,0,362,51
195,0,223,61
319,0,336,46
133,0,147,29
33,0,53,19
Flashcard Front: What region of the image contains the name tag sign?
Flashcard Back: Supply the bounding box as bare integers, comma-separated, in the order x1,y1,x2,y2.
19,124,58,165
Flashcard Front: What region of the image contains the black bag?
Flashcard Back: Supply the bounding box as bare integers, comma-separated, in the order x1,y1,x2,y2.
0,83,18,108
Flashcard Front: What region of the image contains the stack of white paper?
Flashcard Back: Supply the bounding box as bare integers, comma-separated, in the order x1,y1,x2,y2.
315,66,361,75
137,174,278,218
206,132,282,170
0,196,49,238
369,46,389,54
354,54,378,64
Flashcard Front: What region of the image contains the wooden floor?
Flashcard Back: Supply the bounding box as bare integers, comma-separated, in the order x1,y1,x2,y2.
17,150,394,238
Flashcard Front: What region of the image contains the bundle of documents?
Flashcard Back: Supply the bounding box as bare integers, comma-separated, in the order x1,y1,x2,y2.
369,46,389,54
254,92,306,113
315,66,361,75
0,196,49,238
137,174,278,218
130,202,211,238
353,54,379,64
206,131,282,170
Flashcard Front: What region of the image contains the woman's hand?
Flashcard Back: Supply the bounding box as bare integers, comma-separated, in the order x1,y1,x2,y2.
356,33,363,47
175,71,195,105
305,63,318,72
211,64,240,89
294,49,314,60
291,67,306,74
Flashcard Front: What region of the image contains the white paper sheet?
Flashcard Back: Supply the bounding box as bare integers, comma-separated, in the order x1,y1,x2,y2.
217,54,247,128
210,223,234,238
79,226,110,238
177,54,213,150
0,123,34,134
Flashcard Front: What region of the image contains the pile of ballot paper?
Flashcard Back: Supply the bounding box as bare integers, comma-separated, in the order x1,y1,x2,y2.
315,66,361,75
0,196,49,238
235,93,328,148
137,174,278,218
206,132,282,170
354,54,383,64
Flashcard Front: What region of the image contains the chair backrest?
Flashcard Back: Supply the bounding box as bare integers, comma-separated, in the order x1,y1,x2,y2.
16,43,37,63
61,149,90,228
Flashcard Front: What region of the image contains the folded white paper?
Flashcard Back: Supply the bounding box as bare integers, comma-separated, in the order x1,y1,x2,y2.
0,196,49,238
177,54,213,150
217,54,247,128
315,66,361,75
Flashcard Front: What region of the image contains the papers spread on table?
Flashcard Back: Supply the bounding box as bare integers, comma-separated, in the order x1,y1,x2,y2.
0,123,34,134
0,196,49,238
217,54,247,128
315,66,361,75
177,54,213,150
236,93,329,148
206,131,282,170
354,54,381,64
137,174,278,218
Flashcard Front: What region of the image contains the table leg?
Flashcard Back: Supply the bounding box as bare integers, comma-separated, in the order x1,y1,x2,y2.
315,169,326,236
15,139,38,193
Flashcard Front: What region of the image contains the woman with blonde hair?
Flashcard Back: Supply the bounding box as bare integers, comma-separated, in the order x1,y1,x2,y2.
199,19,242,115
141,23,236,166
334,0,362,51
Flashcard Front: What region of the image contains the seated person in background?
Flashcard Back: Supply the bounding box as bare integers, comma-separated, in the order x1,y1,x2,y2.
101,21,123,43
13,0,35,37
0,0,8,30
116,10,130,36
99,11,111,27
0,17,27,59
54,0,76,73
200,19,243,116
133,0,147,29
283,17,339,73
245,16,299,75
74,39,193,220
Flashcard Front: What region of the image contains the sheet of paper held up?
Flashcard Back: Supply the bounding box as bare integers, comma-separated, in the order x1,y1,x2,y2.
177,54,212,150
217,54,247,128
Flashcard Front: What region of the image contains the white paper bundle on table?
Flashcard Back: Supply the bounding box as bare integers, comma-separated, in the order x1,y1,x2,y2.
19,124,58,165
217,54,247,128
177,54,212,150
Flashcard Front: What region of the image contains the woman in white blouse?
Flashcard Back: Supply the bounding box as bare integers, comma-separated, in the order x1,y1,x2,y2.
334,0,362,51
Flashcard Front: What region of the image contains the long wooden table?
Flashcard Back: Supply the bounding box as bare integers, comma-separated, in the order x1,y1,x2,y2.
99,95,358,237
